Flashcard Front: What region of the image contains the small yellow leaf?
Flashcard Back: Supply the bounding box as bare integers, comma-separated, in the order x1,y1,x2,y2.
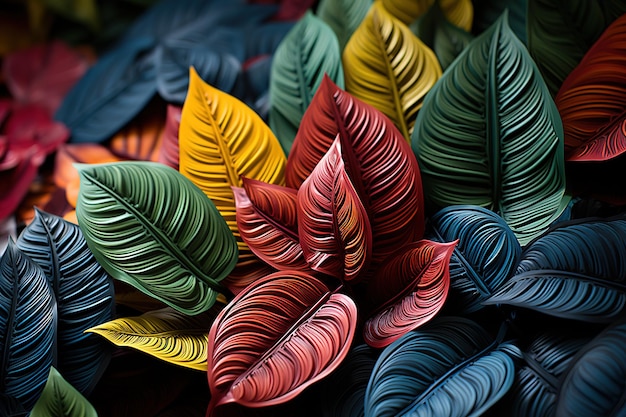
343,2,442,141
380,0,473,32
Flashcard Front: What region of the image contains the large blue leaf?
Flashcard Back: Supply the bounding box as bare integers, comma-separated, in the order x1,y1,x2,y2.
364,316,519,417
556,320,626,417
16,209,115,395
485,217,626,321
0,240,56,412
430,205,522,313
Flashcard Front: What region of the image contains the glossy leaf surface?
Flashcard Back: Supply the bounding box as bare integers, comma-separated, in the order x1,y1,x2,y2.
364,317,517,417
0,241,56,412
412,12,568,246
178,67,285,292
364,240,456,348
297,139,372,282
430,205,522,313
158,105,181,170
317,0,371,50
87,306,220,371
343,2,442,140
486,218,626,321
269,11,344,154
287,76,425,271
555,14,626,161
16,209,114,395
30,367,97,417
233,178,307,271
207,271,357,409
76,161,238,315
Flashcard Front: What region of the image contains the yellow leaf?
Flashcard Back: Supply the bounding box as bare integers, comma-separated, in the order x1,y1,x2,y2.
380,0,473,32
86,307,220,371
179,67,286,290
343,2,442,141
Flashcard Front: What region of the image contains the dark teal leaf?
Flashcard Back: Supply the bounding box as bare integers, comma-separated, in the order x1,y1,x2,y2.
0,240,57,413
317,0,371,51
245,21,295,59
430,205,522,313
472,0,527,43
16,209,115,395
364,317,519,417
0,393,27,417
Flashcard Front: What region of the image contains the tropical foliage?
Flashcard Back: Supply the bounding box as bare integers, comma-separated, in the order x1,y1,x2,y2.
1,0,626,416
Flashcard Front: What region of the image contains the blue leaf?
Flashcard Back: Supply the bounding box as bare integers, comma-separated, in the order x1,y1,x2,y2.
430,205,522,313
364,317,519,417
485,217,626,321
556,320,626,417
245,21,295,59
16,209,115,395
0,240,57,413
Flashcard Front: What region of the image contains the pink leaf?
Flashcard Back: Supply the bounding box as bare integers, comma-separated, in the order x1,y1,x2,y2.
158,105,181,170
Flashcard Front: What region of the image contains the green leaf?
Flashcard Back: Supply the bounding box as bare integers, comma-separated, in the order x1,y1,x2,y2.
30,367,97,417
412,12,568,246
317,0,372,51
269,10,344,154
75,161,238,315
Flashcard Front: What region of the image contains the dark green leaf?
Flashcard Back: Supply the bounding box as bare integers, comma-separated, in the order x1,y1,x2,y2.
30,367,97,417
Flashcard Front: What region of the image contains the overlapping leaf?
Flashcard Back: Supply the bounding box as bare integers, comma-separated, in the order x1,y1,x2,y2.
364,317,518,417
0,241,56,413
430,205,522,313
30,367,97,417
207,271,357,410
287,76,425,272
75,161,238,315
380,0,473,31
297,138,372,283
233,178,307,271
555,14,626,161
317,0,371,51
16,209,114,395
178,67,285,293
412,12,568,246
472,0,527,43
269,11,344,154
158,105,181,170
363,239,456,348
87,306,221,371
343,2,442,141
486,217,626,321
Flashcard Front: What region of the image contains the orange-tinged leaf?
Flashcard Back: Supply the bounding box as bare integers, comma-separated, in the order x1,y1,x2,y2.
158,104,182,170
54,143,122,189
109,99,165,162
363,239,457,348
555,14,626,161
297,138,372,283
381,0,473,31
343,2,442,141
207,271,357,410
178,67,286,292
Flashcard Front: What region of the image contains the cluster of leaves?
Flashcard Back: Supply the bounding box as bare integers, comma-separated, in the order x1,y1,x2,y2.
3,0,626,416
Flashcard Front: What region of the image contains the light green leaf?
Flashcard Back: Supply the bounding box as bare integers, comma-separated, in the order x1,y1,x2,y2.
269,10,344,154
30,367,97,417
412,12,568,246
76,161,238,315
317,0,372,51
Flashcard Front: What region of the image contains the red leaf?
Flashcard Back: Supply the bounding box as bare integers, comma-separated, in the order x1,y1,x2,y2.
287,75,424,276
222,263,277,296
0,149,43,220
363,239,457,348
207,271,357,411
2,41,89,113
4,104,69,155
158,105,182,170
556,14,626,161
297,138,372,283
274,0,317,20
233,178,308,271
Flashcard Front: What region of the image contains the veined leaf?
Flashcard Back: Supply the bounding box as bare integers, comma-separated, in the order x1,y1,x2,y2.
178,67,285,293
317,0,371,51
158,105,181,170
287,75,425,272
343,2,442,141
0,393,26,417
207,271,357,410
297,138,372,283
30,367,97,417
364,317,518,417
380,0,473,31
430,205,522,313
109,99,164,163
87,306,221,371
485,217,626,321
556,320,626,417
0,240,56,412
76,161,238,315
364,240,456,348
16,209,114,395
527,0,626,97
269,10,344,154
411,12,568,246
555,14,626,161
233,177,307,271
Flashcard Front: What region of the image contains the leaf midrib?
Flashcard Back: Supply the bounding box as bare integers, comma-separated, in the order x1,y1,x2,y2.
0,247,19,392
